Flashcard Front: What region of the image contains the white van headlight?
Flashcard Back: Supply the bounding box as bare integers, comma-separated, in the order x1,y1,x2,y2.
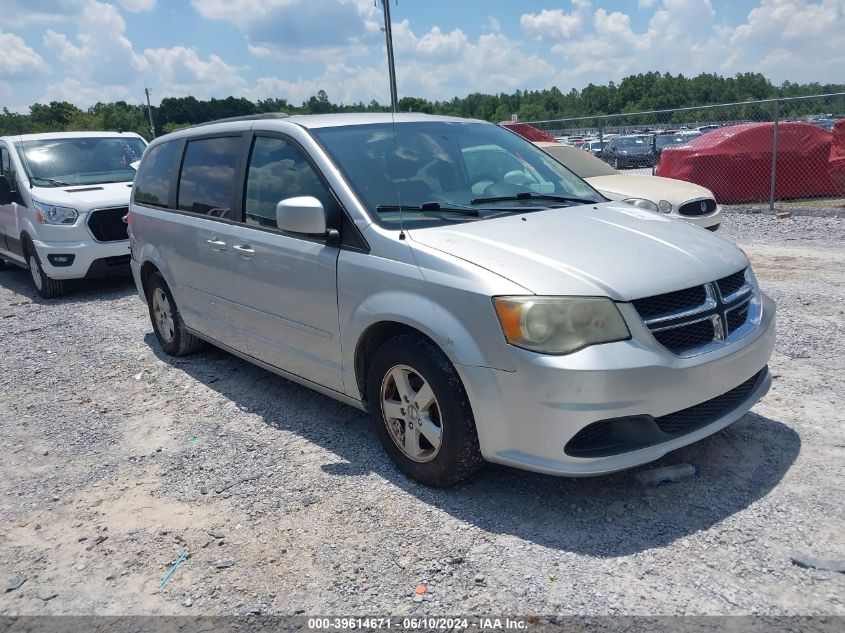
33,201,78,225
493,297,630,354
622,198,659,212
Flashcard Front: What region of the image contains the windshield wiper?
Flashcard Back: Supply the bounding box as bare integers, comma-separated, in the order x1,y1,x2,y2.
31,177,74,187
470,192,598,206
376,202,479,216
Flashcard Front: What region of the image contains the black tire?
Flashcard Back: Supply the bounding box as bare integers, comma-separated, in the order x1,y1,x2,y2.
146,271,204,356
706,223,721,232
366,334,483,487
25,241,65,299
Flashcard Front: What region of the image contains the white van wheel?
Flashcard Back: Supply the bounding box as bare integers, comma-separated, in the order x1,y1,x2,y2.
26,247,66,299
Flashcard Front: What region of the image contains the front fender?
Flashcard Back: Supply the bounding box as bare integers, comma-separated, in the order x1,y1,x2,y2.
341,289,517,401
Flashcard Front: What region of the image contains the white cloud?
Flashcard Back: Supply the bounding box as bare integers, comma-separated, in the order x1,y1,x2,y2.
143,47,246,98
0,32,50,77
390,21,557,100
638,0,658,8
190,0,378,60
0,0,80,29
243,64,389,105
521,8,586,40
119,0,157,12
725,0,845,83
41,77,134,104
43,0,149,86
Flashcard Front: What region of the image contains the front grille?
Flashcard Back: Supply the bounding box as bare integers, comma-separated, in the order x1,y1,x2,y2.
678,198,717,216
717,270,747,298
654,370,763,435
564,368,766,457
631,285,707,320
726,302,750,334
87,206,128,242
632,268,755,356
652,318,716,354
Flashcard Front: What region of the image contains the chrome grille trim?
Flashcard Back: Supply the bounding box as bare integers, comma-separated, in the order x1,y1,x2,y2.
633,268,761,357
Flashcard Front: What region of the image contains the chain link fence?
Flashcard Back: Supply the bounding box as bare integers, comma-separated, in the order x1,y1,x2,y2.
523,92,845,215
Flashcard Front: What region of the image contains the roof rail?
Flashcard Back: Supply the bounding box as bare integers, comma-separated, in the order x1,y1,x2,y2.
189,112,290,129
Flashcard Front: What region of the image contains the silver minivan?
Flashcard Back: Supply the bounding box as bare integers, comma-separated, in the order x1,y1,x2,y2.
129,113,775,487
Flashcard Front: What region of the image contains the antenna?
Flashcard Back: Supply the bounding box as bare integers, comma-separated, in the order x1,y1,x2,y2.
380,0,398,111
144,86,156,138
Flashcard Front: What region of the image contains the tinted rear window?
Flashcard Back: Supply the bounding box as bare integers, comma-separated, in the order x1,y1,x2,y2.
178,136,241,219
134,141,179,208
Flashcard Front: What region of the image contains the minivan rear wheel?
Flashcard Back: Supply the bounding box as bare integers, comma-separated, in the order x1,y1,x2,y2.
366,334,483,487
146,272,204,356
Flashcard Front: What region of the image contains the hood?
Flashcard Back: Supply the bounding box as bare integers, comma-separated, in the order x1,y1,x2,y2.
587,174,715,206
29,181,134,209
408,202,747,300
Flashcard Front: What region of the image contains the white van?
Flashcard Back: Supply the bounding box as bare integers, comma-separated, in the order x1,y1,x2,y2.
0,131,147,297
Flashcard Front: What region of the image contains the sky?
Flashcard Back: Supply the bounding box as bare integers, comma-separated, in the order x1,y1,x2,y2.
1,0,844,112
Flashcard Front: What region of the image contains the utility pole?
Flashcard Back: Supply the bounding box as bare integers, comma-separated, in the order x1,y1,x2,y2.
380,0,398,111
144,87,156,138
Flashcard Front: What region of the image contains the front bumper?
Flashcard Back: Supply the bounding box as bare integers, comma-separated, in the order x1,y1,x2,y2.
458,292,776,476
31,238,130,280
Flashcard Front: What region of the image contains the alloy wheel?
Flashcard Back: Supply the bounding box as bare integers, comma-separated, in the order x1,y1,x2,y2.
151,287,175,343
380,364,443,463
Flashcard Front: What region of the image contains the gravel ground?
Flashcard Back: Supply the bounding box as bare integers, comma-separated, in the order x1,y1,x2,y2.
0,209,843,617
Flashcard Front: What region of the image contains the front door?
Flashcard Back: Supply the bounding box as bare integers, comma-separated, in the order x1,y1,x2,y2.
0,144,21,257
226,134,344,392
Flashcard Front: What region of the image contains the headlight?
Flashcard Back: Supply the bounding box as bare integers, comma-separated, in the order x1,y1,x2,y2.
745,267,758,288
33,201,78,225
622,198,659,212
658,200,672,214
493,296,630,354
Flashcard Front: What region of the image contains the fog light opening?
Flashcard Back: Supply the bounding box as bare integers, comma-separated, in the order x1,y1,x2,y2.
47,254,75,267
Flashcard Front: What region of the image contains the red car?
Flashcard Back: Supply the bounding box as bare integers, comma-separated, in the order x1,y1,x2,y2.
656,121,845,203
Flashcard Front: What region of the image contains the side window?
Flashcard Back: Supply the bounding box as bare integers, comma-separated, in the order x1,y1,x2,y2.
178,136,241,219
134,141,179,208
244,136,334,228
0,146,18,199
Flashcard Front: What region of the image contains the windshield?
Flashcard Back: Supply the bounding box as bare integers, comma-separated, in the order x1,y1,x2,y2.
616,136,650,148
539,144,618,178
311,121,603,228
16,136,147,187
655,135,686,148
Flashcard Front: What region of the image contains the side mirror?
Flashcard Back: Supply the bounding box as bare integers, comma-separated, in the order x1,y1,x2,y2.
276,196,327,235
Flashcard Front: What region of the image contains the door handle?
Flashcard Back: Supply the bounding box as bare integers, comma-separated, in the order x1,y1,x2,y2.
233,244,255,259
207,238,227,251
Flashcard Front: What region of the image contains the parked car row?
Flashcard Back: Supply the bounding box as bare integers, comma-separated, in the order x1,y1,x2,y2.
1,114,775,489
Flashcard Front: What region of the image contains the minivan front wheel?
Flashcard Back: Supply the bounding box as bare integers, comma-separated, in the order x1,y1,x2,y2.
366,334,483,487
27,247,65,299
146,272,204,356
